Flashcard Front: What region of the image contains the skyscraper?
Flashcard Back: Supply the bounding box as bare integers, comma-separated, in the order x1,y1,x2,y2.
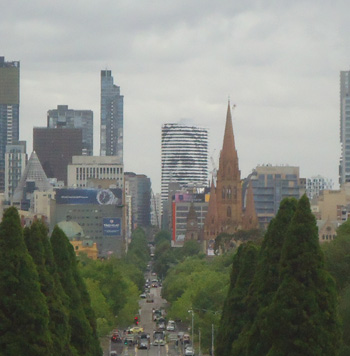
161,123,208,203
0,56,20,192
47,105,93,156
100,70,123,161
340,70,350,185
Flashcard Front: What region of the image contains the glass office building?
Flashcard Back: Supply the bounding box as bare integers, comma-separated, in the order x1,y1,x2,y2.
100,70,123,161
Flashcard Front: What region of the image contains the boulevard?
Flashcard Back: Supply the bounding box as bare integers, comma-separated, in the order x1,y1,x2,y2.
107,283,184,356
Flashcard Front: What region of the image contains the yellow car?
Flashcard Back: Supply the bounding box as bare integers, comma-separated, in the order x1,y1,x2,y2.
130,326,144,333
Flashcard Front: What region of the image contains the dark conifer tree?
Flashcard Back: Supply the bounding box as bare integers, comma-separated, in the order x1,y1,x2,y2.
215,242,259,356
233,198,298,355
0,207,53,355
266,195,341,356
51,226,102,356
24,222,74,356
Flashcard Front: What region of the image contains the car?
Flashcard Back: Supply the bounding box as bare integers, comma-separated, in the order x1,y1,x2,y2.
146,294,154,303
110,351,118,356
158,321,165,329
151,283,158,288
130,326,144,333
166,320,176,331
111,331,121,343
185,346,195,355
140,293,147,299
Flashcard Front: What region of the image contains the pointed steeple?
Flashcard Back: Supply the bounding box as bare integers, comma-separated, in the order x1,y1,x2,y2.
222,101,236,155
12,151,52,202
242,182,259,230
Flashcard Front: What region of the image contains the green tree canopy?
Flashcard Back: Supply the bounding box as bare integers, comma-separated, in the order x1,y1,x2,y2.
0,207,53,355
266,195,341,356
51,226,102,356
24,222,73,356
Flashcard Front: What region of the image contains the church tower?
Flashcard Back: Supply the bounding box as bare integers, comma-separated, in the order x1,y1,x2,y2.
216,102,243,233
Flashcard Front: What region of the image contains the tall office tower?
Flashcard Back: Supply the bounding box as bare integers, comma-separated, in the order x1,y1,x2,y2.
33,127,83,185
125,172,151,228
0,56,20,192
161,123,208,204
4,141,27,201
100,70,124,161
340,71,350,185
47,105,93,156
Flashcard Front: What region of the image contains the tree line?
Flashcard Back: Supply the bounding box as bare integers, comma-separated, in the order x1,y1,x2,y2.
0,207,101,356
216,195,342,356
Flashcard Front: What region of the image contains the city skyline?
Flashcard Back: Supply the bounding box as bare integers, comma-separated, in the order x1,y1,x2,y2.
1,1,349,193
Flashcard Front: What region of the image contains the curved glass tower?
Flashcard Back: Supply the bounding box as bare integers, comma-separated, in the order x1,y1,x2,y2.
161,123,208,202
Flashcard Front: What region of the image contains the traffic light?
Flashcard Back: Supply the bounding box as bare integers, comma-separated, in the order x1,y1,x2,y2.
134,316,139,325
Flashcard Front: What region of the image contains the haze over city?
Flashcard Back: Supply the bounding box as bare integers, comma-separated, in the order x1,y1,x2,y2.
2,0,350,192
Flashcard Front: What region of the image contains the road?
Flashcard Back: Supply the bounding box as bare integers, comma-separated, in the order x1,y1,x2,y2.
106,284,182,356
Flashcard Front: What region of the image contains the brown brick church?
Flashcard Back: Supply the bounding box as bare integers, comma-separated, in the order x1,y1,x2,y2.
203,102,258,243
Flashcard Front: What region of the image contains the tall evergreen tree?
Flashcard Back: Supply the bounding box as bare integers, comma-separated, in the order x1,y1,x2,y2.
216,242,259,356
51,226,102,356
266,195,341,356
233,198,298,355
24,222,73,356
0,207,53,355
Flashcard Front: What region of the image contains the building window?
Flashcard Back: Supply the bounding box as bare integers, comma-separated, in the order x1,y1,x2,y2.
222,187,226,199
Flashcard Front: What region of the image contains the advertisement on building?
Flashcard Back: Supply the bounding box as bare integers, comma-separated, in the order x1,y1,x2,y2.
103,218,122,236
174,193,205,203
56,188,122,206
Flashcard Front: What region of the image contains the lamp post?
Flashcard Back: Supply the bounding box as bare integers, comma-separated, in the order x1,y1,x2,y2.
198,329,201,356
188,310,194,350
211,324,214,356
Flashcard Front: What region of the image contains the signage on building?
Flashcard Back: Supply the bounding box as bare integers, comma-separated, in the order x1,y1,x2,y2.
56,188,122,206
103,218,122,236
174,193,205,203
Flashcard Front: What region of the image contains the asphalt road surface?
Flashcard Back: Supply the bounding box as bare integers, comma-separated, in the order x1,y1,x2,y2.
106,284,182,356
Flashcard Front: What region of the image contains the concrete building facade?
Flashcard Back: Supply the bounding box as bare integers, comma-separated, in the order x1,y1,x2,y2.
67,156,124,189
33,127,83,185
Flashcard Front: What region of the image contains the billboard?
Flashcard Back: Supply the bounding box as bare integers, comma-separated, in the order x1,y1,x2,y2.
56,188,122,206
103,217,122,236
174,193,205,203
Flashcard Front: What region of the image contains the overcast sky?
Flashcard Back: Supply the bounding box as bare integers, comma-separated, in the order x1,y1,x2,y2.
1,0,349,193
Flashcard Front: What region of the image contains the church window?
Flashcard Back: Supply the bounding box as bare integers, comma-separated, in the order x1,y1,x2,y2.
222,187,226,199
227,186,232,199
227,207,232,218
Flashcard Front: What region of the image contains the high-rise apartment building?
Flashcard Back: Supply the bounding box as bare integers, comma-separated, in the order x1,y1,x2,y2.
100,70,123,161
47,105,93,156
4,141,27,201
306,175,333,200
161,123,208,204
33,127,83,185
340,71,350,185
0,56,20,192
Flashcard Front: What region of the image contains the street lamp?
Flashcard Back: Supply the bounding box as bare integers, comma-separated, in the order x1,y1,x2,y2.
188,309,194,350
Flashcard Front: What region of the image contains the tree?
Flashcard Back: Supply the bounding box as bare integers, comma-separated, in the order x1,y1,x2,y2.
51,226,102,356
216,242,259,356
0,207,53,355
266,195,341,356
24,222,73,356
234,198,297,355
